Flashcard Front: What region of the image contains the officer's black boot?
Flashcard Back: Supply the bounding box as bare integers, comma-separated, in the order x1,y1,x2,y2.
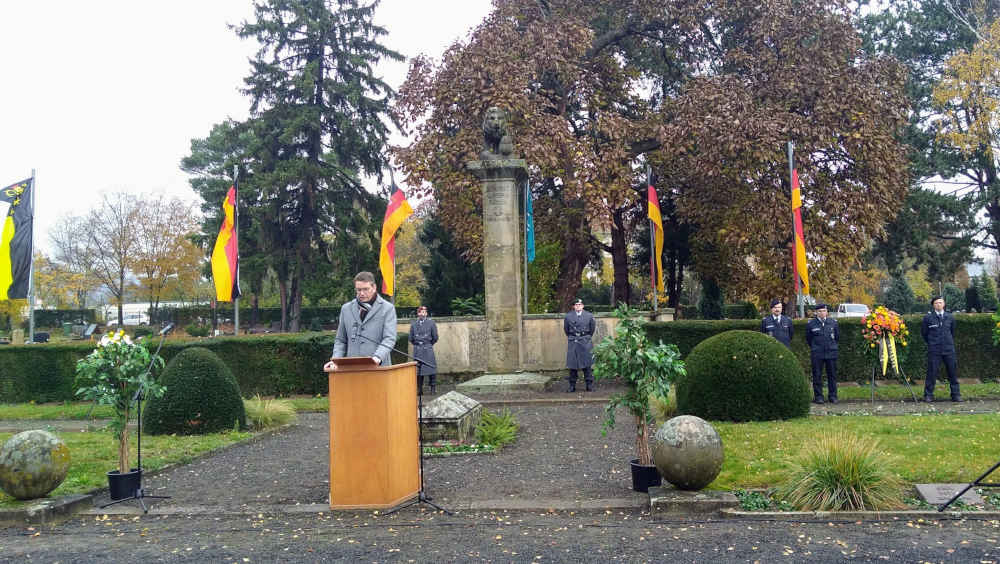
430,375,437,395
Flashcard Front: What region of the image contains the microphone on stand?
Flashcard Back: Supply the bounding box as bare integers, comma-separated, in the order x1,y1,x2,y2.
351,331,436,370
159,323,175,336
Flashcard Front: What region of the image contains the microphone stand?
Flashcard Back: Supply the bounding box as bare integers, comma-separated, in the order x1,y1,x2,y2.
100,324,174,513
347,332,450,515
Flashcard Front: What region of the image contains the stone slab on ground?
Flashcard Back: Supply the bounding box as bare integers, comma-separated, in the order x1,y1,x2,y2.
455,372,550,393
648,485,739,516
916,483,984,505
420,391,483,443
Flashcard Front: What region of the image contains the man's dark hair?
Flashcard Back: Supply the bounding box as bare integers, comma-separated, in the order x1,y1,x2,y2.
931,295,944,305
769,299,782,308
354,271,376,285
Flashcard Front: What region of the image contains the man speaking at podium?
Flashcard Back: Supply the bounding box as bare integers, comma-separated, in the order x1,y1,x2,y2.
325,271,397,371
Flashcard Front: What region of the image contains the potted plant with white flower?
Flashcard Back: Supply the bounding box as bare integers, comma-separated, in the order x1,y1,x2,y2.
75,329,165,499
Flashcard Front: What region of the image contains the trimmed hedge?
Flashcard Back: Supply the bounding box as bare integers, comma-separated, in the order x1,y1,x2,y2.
645,314,1000,382
144,347,246,435
32,309,96,327
675,330,811,421
0,331,409,403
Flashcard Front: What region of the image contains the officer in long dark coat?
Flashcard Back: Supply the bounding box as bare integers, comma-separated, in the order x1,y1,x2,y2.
806,303,839,404
564,298,596,392
411,305,438,395
921,296,962,402
760,299,793,348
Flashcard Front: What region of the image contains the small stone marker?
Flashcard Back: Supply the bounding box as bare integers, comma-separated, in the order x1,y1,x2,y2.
915,483,983,505
420,391,483,443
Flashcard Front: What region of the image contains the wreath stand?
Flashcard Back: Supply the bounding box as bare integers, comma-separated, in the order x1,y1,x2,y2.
870,337,919,404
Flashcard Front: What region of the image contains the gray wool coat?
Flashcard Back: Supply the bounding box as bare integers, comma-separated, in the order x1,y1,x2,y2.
332,295,397,366
564,310,596,369
410,317,438,376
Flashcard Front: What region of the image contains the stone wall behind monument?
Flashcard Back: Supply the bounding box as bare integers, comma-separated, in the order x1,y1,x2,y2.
397,311,674,377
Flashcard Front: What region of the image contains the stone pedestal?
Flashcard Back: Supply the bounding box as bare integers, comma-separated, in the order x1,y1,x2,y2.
467,158,527,373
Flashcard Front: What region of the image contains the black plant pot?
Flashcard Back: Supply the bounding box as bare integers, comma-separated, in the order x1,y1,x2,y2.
107,468,141,500
630,458,661,493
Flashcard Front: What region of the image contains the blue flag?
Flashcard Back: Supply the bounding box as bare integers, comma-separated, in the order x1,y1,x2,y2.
525,184,535,263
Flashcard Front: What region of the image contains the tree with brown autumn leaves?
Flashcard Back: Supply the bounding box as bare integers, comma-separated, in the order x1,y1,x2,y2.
394,0,910,309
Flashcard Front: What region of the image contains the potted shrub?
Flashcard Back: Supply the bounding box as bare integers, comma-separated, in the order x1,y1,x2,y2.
593,305,686,492
75,329,165,499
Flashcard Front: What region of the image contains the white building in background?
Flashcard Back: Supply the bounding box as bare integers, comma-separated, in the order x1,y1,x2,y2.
100,302,196,324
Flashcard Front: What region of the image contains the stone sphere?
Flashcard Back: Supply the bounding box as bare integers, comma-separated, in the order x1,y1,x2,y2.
0,430,70,500
651,415,724,491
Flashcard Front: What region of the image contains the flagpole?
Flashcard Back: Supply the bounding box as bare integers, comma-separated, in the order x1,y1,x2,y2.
524,180,529,315
27,169,36,343
788,142,803,319
647,165,657,314
232,165,239,335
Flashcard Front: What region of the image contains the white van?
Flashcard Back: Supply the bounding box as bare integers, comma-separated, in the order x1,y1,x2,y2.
835,303,870,318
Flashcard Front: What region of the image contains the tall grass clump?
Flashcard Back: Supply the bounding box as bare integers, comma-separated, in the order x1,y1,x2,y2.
778,433,903,511
475,408,518,448
244,395,297,430
650,388,677,425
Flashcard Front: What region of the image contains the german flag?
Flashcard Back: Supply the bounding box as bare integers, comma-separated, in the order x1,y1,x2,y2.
379,185,413,296
647,183,664,294
0,178,33,300
790,168,810,295
211,186,241,302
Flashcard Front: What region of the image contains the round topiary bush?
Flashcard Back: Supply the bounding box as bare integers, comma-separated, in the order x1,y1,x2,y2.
144,347,246,435
675,330,810,421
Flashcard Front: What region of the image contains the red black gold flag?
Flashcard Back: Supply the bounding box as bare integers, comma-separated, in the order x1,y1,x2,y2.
647,183,665,294
379,186,414,296
790,169,810,295
0,178,33,300
211,186,241,302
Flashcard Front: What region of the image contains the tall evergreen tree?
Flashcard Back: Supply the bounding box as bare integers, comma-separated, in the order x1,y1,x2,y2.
418,216,484,316
235,0,402,330
883,276,916,314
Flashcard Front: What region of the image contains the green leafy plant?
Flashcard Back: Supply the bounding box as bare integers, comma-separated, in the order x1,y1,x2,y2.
734,489,772,511
593,304,686,466
777,433,904,511
475,408,519,448
74,329,165,474
244,395,296,429
185,323,210,337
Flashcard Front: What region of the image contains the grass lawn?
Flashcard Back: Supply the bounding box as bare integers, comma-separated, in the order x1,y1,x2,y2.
711,413,1000,490
0,428,252,508
837,382,1000,401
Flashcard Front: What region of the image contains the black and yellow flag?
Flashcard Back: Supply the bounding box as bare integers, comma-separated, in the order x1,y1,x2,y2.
0,179,33,300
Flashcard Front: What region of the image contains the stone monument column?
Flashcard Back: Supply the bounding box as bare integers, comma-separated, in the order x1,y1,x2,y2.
467,107,527,373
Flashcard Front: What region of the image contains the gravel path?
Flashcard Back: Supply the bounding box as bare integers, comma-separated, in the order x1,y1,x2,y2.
131,403,647,510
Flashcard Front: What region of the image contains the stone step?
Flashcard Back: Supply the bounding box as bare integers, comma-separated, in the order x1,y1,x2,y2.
455,372,551,394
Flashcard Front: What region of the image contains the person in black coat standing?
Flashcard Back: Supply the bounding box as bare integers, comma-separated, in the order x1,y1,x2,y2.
760,299,793,348
564,298,596,392
411,305,438,395
806,303,839,404
921,296,962,402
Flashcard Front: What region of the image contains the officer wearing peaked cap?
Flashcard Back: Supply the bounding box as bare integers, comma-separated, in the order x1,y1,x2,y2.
564,298,595,392
760,299,793,348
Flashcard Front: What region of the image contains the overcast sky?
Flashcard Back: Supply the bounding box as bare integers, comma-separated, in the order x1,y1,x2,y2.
0,0,492,253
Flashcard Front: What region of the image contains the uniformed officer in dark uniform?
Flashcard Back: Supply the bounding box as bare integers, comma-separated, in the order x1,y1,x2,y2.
806,303,839,404
760,299,793,348
920,296,962,402
564,298,596,392
411,305,438,395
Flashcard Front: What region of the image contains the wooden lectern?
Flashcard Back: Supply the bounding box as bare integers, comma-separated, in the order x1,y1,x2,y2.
326,359,420,509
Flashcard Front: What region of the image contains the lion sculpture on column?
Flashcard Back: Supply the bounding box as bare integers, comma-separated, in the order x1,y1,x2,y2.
481,106,516,160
